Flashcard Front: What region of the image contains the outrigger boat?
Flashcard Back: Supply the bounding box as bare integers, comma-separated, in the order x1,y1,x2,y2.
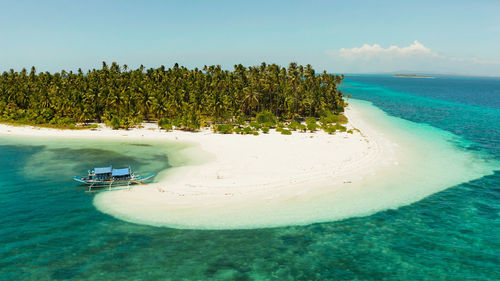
73,166,155,192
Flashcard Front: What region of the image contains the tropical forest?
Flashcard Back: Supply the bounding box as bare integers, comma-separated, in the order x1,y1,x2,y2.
0,62,349,134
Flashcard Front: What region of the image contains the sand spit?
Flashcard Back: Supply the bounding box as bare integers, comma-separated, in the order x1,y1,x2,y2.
1,100,495,229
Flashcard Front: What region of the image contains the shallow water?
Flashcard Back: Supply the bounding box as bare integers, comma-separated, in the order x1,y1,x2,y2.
1,75,499,280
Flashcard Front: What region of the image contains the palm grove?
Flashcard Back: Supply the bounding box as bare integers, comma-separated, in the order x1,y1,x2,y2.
0,62,348,134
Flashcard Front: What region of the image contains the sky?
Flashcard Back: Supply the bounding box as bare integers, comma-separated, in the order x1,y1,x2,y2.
1,0,500,76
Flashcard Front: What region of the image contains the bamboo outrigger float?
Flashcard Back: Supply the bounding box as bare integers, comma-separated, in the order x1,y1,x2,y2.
73,166,155,192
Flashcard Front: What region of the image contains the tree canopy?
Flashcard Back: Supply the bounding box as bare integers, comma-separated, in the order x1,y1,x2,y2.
0,62,345,130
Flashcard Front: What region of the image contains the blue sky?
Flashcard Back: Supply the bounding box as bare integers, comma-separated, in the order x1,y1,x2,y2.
1,0,499,76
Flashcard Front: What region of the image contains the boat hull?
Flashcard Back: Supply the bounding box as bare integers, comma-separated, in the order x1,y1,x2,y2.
73,174,155,191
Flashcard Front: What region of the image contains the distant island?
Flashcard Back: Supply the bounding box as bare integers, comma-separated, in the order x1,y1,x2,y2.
394,74,434,79
0,62,349,135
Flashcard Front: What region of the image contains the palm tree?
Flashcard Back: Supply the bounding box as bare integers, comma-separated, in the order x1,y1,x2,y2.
0,62,344,128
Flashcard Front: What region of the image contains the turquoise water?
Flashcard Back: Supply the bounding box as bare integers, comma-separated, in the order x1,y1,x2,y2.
1,76,499,280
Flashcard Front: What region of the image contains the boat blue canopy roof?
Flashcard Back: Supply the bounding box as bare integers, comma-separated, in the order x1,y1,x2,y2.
94,166,112,174
112,168,130,176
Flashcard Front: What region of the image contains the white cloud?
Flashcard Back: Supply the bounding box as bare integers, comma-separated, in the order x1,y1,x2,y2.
338,40,436,59
325,41,500,76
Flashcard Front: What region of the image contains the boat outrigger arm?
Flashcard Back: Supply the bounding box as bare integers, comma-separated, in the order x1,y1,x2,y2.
73,166,155,192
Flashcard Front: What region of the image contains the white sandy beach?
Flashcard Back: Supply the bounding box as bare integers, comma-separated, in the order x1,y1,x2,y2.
0,104,393,198
0,101,493,229
0,106,390,195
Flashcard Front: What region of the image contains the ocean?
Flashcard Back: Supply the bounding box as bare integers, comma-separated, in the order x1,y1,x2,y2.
0,75,499,280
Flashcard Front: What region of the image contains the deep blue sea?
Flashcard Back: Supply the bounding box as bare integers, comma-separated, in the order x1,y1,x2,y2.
1,75,499,280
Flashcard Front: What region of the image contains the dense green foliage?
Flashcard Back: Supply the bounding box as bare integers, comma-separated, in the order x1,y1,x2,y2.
0,62,345,130
306,117,319,132
255,111,277,125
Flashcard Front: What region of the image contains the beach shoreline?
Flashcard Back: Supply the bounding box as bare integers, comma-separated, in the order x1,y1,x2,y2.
1,101,494,229
0,103,383,194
